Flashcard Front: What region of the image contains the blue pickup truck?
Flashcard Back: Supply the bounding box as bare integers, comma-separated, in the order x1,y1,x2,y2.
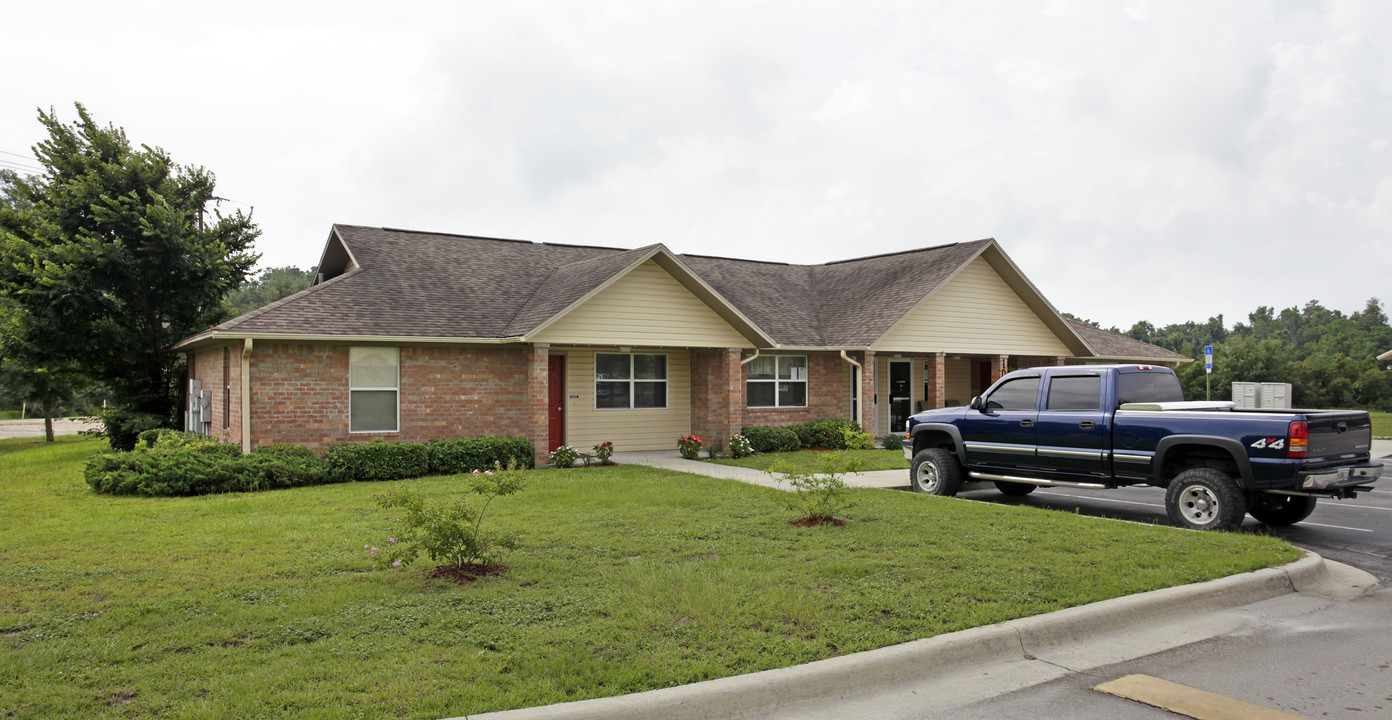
905,364,1382,531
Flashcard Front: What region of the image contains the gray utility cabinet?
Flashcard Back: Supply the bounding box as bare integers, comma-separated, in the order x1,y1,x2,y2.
1231,381,1292,410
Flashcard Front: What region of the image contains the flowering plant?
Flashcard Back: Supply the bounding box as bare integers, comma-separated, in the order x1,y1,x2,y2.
549,445,578,468
728,434,753,458
593,441,614,465
677,434,703,460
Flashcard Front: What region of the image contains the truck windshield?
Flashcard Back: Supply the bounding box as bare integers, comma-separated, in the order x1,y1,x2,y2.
1117,371,1184,405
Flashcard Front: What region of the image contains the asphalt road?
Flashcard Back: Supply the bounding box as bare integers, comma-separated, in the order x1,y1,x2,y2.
951,461,1392,582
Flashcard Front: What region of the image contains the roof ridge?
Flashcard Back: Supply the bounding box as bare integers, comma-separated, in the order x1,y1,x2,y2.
820,239,987,266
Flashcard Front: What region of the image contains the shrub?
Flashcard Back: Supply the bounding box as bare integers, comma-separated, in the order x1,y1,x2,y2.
85,441,247,496
729,434,753,458
324,440,430,482
789,422,817,449
99,409,167,452
840,427,875,450
767,450,868,522
741,425,799,453
376,461,528,569
245,444,327,489
549,445,578,468
882,433,904,451
677,434,703,460
593,441,614,465
429,436,535,475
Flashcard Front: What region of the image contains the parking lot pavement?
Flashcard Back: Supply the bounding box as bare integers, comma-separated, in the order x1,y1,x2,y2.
0,418,101,439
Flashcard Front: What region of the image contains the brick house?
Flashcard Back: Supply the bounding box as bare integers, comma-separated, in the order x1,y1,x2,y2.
174,225,1187,461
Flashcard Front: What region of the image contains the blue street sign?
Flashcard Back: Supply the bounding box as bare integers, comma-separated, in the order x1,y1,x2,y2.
1204,345,1213,372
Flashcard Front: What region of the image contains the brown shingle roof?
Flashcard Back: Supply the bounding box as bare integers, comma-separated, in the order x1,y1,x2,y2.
177,224,1172,363
1066,319,1191,362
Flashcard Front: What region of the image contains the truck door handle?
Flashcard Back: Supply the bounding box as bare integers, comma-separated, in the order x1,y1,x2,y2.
1080,421,1095,430
1020,419,1035,427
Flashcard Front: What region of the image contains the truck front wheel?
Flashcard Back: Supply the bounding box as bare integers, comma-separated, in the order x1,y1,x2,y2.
911,448,962,496
1165,468,1246,531
1247,494,1317,526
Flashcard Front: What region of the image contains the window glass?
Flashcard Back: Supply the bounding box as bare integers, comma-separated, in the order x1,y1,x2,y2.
595,354,630,380
1046,375,1101,411
596,381,631,409
350,347,399,432
778,356,807,380
633,354,666,380
634,382,666,408
747,382,776,407
1117,370,1185,405
747,355,808,408
350,347,398,388
594,353,667,409
778,381,807,407
986,377,1040,411
350,390,398,432
747,355,776,380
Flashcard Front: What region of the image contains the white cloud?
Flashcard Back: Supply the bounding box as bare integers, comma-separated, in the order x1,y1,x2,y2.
2,0,1390,331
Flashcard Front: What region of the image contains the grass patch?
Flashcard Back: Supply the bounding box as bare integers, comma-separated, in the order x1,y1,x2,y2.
1,437,1297,718
707,448,908,472
1370,410,1391,438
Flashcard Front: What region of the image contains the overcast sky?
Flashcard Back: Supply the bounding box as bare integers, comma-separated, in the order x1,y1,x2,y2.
4,1,1390,336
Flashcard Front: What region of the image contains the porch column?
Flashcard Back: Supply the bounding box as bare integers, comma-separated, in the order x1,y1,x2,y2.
927,352,946,410
992,355,1010,383
1054,356,1069,367
528,344,550,464
860,351,876,434
722,348,743,444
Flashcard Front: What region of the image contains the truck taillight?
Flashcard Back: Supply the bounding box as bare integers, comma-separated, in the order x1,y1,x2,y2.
1287,420,1308,458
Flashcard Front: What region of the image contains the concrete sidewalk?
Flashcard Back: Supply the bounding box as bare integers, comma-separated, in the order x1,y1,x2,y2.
611,449,909,489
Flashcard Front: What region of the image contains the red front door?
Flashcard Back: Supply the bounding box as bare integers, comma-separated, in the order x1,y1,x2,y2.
547,355,565,452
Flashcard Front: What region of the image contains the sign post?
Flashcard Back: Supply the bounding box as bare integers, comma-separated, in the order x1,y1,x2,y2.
1204,345,1214,401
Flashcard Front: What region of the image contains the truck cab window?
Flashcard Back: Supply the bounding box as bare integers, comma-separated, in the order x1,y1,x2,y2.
1046,375,1101,411
985,377,1040,411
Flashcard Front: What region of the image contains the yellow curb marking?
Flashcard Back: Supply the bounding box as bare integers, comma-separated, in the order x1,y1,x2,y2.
1092,674,1307,720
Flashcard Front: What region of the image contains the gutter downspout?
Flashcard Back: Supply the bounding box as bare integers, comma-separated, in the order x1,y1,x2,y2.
739,348,761,366
840,350,862,427
241,338,253,454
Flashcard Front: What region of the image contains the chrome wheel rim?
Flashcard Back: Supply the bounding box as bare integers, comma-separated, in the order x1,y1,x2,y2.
915,460,940,492
1178,485,1219,525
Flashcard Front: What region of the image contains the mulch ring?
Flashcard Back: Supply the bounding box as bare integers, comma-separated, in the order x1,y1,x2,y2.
789,516,845,527
428,563,508,584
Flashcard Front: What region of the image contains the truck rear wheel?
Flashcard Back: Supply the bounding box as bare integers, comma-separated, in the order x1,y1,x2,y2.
911,448,962,496
1165,468,1246,531
1247,494,1317,526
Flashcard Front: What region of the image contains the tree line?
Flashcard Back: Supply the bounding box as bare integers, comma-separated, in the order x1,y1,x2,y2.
1077,299,1392,410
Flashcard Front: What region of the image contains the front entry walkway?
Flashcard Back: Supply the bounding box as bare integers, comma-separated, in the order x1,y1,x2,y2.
611,450,909,490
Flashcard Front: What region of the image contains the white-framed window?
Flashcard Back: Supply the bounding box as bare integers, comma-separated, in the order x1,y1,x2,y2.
747,355,808,408
350,347,399,432
595,353,667,410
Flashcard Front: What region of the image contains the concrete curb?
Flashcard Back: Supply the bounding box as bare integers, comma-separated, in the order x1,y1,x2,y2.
460,552,1326,720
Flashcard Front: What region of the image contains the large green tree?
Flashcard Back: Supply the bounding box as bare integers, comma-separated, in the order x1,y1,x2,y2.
0,104,259,447
224,265,315,317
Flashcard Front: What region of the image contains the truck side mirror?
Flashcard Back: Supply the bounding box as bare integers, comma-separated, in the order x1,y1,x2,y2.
969,396,984,411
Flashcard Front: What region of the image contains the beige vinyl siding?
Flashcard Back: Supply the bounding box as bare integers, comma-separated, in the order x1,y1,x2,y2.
533,260,751,347
562,348,691,452
944,357,974,407
875,257,1072,356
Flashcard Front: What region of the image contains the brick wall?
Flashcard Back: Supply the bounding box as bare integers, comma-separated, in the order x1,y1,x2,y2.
190,344,240,445
690,348,745,445
246,343,533,452
740,352,851,431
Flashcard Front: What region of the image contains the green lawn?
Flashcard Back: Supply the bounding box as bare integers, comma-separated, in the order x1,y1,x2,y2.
1371,410,1391,437
706,448,909,472
1,437,1298,719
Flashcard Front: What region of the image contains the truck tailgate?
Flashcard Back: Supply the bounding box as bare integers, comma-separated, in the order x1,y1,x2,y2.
1306,411,1373,458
